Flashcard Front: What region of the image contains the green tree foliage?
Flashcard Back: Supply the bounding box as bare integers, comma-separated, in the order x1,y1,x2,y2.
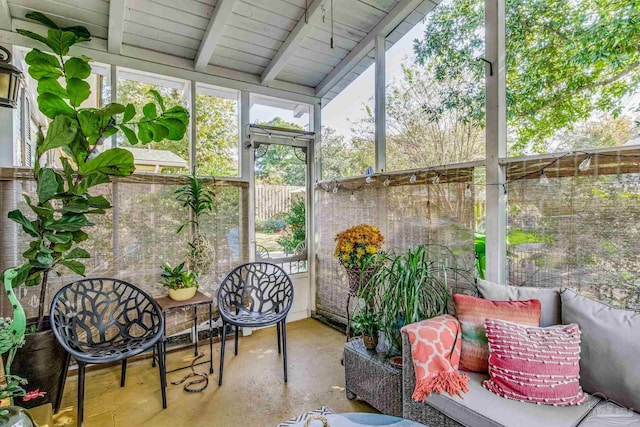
10,13,189,329
414,0,640,154
277,198,306,254
255,117,307,185
117,82,239,176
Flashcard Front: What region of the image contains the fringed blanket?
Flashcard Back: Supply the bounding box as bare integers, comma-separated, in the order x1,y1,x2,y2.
402,314,469,401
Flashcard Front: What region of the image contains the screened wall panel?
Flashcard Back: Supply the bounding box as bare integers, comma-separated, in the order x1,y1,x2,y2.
506,151,640,310
0,170,249,335
316,168,478,326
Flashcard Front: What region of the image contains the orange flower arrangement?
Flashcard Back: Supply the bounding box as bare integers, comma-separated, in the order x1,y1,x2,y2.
334,224,385,269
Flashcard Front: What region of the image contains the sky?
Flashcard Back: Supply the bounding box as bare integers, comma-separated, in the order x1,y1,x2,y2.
321,21,427,141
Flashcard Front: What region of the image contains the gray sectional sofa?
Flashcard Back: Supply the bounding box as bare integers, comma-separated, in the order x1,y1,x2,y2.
401,284,640,427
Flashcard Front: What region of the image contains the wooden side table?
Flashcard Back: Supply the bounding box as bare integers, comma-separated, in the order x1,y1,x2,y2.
344,338,402,417
154,291,215,376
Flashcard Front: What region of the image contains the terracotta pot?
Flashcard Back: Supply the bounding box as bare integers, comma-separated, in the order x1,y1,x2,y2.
344,267,376,297
362,334,378,350
168,287,197,301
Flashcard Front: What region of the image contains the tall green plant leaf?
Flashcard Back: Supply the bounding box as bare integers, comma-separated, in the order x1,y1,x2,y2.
38,115,77,155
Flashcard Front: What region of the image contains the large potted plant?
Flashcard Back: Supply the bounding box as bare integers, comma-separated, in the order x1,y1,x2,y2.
3,12,189,411
376,245,454,353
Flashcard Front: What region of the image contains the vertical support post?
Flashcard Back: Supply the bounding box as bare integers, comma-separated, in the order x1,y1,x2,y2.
485,0,507,284
112,180,121,276
239,91,254,261
308,102,321,315
189,80,197,174
374,34,386,173
110,64,118,149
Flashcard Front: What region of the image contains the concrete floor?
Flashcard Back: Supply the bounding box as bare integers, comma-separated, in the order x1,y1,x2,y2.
54,319,374,427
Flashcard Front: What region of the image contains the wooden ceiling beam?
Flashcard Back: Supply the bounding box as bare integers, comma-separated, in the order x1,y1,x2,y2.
194,0,237,73
261,0,325,86
315,0,424,97
108,0,126,54
0,0,11,31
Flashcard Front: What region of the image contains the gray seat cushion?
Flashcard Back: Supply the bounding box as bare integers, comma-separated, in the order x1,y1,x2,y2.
561,289,640,412
477,279,561,327
423,372,600,427
578,401,640,426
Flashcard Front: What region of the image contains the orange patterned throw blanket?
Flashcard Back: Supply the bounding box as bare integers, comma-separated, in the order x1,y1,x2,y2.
402,314,470,401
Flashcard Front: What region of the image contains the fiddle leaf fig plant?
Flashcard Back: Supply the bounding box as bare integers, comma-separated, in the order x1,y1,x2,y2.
8,12,190,332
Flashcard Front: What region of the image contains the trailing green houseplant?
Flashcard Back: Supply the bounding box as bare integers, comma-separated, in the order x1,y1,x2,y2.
2,13,189,409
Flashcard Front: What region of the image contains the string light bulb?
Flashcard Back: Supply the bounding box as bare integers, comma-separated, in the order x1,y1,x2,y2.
539,169,550,185
410,173,417,184
268,132,272,139
465,183,472,199
332,181,338,193
432,174,441,185
383,176,390,187
579,155,592,172
350,192,356,202
365,175,372,184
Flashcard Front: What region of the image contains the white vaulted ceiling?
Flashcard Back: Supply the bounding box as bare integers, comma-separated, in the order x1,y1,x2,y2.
0,0,439,105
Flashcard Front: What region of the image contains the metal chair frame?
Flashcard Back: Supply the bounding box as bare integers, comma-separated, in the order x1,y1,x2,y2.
50,278,166,427
217,262,294,385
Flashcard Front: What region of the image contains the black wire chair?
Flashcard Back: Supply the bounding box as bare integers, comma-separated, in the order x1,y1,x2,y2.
217,262,294,386
50,278,166,427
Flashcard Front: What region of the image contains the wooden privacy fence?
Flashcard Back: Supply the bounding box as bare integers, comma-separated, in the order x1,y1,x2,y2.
255,185,305,221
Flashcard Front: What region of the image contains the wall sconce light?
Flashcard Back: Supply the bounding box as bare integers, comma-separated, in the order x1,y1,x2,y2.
0,46,24,109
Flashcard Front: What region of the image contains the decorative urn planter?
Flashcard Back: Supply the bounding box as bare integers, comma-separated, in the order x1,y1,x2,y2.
362,334,378,350
168,287,197,301
344,267,377,297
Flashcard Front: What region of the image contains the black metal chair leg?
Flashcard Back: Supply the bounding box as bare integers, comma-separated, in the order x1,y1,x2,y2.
219,321,227,386
156,342,167,409
282,320,288,383
151,345,156,367
120,359,127,387
234,324,239,356
276,322,282,354
77,362,86,427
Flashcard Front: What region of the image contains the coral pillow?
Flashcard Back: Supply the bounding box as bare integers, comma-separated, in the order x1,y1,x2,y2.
483,318,588,406
453,294,541,372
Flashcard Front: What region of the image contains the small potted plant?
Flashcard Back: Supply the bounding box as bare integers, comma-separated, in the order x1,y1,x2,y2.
159,262,199,301
350,306,381,350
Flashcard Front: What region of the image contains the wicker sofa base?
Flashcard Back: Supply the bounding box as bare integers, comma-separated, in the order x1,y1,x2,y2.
402,333,463,427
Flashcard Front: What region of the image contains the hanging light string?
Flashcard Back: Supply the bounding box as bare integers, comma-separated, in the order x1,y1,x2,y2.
315,149,640,196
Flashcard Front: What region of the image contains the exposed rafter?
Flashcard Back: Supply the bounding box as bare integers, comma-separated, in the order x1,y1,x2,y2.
261,0,325,86
194,0,237,73
0,0,11,31
107,0,126,54
315,0,424,98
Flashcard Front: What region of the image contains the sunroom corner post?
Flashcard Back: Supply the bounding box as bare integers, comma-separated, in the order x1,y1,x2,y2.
375,34,386,173
309,102,322,315
239,90,254,262
485,0,507,284
110,64,118,149
189,80,197,175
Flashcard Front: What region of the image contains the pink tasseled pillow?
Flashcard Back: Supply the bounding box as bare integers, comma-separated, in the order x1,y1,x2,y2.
483,318,588,406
